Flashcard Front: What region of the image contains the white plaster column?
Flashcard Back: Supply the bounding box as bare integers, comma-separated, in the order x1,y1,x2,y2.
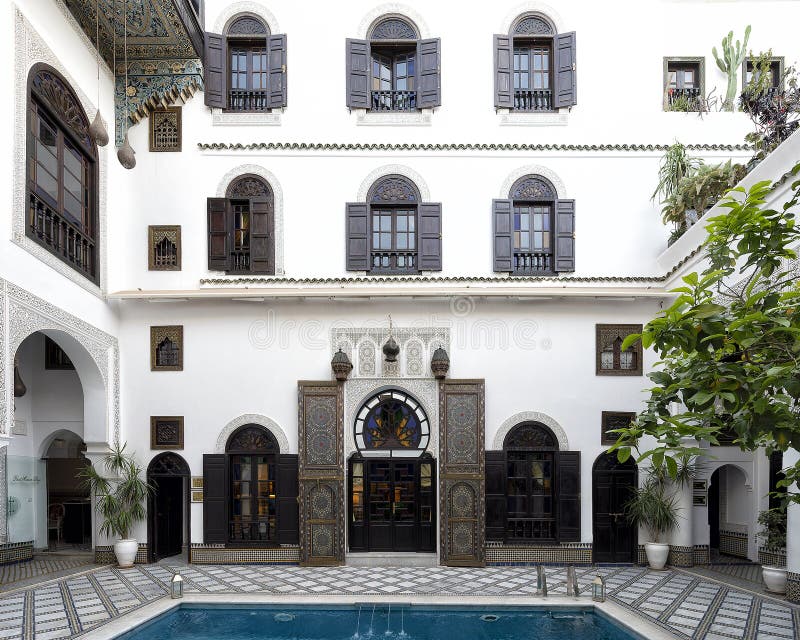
785,448,800,603
669,479,694,566
0,442,8,543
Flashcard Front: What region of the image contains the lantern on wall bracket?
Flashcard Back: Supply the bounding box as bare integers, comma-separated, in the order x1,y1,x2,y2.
430,345,450,379
592,575,606,602
170,573,184,598
331,348,353,381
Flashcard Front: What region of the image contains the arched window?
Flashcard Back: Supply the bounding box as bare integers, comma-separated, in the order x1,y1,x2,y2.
226,424,279,543
596,324,643,376
203,15,287,111
206,174,275,274
354,389,430,457
346,175,441,274
493,13,576,111
346,16,440,112
26,64,98,283
493,174,574,274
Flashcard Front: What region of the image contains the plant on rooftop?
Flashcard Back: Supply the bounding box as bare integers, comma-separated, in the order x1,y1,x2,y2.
712,26,751,111
610,162,800,506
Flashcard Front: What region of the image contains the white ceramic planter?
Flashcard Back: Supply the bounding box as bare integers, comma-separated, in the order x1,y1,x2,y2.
645,542,670,570
762,565,787,594
113,539,138,568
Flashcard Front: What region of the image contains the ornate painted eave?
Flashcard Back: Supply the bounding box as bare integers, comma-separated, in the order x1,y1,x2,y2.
59,0,203,145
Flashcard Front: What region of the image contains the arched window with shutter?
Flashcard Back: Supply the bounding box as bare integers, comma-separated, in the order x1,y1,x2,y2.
26,64,98,283
206,174,275,274
346,174,441,274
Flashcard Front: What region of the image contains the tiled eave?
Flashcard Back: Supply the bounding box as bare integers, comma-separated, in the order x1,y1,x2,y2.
110,277,672,302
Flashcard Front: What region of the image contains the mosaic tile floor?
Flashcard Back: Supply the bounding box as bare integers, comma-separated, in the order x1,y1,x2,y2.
0,556,98,593
0,563,797,640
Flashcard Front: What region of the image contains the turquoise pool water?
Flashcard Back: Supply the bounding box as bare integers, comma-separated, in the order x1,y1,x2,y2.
117,605,641,640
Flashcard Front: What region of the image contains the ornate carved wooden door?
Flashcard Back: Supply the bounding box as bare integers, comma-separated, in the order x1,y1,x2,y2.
439,380,486,566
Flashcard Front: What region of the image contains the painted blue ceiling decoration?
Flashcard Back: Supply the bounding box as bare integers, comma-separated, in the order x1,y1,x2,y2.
63,0,203,145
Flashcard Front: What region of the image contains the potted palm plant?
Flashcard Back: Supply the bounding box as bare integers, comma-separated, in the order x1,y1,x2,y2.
624,472,679,570
757,508,787,593
79,443,153,568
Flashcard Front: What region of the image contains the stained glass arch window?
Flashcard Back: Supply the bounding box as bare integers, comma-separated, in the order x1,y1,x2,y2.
354,389,430,457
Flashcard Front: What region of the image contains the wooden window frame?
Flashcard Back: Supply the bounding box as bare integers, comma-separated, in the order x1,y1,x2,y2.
596,324,643,376
25,64,99,284
742,56,784,91
662,57,705,111
150,416,185,450
601,411,636,446
150,325,184,371
511,38,554,111
148,225,182,271
149,107,182,152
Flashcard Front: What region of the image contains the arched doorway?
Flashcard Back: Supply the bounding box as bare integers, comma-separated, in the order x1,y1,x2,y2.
592,452,637,563
349,389,436,552
708,464,750,559
147,453,190,561
43,430,90,550
227,424,279,543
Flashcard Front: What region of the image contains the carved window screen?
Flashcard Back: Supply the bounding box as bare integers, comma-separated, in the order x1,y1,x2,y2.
148,225,181,270
596,324,643,376
601,411,636,446
150,325,184,371
149,107,182,152
150,416,185,449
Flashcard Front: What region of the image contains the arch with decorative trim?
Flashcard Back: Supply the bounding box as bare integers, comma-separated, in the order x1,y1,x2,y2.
358,4,430,39
500,2,564,34
215,413,290,454
357,165,431,202
500,165,567,200
493,411,569,451
214,1,280,34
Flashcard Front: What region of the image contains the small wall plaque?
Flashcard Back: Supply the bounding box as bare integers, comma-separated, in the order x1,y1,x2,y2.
191,491,204,503
191,477,204,489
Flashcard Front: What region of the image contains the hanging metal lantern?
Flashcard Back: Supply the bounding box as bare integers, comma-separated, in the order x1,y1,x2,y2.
89,111,109,147
13,356,26,398
382,336,400,363
117,131,136,170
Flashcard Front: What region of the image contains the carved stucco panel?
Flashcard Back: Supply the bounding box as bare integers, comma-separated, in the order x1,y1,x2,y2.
500,165,568,200
356,165,431,202
213,1,281,34
14,9,109,297
493,411,570,451
214,413,290,454
357,3,430,39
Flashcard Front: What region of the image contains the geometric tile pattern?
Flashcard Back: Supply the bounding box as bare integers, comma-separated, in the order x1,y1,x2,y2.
1,563,798,639
0,543,33,566
189,545,299,564
0,555,97,592
485,542,592,565
719,531,748,558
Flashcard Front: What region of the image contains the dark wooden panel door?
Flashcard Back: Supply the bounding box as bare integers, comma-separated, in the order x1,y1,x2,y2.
367,461,393,551
153,476,183,560
392,462,417,551
592,454,636,563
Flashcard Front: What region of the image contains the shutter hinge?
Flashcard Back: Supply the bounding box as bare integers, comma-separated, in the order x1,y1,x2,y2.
572,233,576,239
282,64,286,73
572,63,576,71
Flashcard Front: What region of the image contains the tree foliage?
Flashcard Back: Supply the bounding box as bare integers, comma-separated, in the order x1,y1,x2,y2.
611,162,800,503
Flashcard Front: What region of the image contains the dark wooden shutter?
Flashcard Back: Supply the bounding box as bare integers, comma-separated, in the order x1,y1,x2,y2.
267,34,287,109
346,39,370,109
492,199,513,272
204,32,227,108
207,197,231,271
346,202,369,271
249,197,273,274
557,451,581,542
485,451,506,541
554,32,577,108
554,199,575,272
418,202,442,271
494,35,513,108
417,38,441,108
276,454,299,544
202,454,226,544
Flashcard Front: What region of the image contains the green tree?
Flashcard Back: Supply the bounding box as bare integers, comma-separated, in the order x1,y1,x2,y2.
612,162,800,502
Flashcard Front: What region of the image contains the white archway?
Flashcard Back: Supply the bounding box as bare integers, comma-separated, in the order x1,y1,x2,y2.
215,414,290,454
493,411,569,451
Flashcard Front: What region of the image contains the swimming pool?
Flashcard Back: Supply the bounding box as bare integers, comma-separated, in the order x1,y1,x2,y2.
115,604,644,640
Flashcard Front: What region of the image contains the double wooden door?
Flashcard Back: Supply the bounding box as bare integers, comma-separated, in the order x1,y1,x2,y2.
349,458,435,552
592,454,637,563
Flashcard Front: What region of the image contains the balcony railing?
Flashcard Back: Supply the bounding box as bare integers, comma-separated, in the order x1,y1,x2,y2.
667,87,702,110
371,90,417,112
513,89,553,111
507,518,556,541
229,519,275,543
371,250,417,273
28,192,96,282
230,250,251,272
513,251,552,274
228,90,269,112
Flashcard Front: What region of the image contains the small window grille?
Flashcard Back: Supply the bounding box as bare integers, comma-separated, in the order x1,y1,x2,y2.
150,326,183,371
149,107,182,152
148,225,181,270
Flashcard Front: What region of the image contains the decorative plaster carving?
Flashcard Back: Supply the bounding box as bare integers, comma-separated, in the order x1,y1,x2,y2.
358,4,430,39
498,110,569,127
354,109,433,127
211,109,282,127
0,446,6,542
0,278,120,444
356,165,431,202
500,2,564,34
493,411,569,451
344,379,438,458
13,9,108,297
214,1,281,35
500,165,568,199
356,338,377,377
215,164,285,276
215,413,290,454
